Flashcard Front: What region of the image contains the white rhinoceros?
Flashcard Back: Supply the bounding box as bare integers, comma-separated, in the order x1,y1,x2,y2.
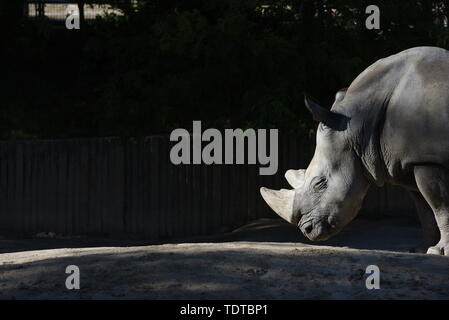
261,46,449,255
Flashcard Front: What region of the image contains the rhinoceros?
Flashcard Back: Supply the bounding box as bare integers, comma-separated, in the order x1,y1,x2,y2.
260,46,449,255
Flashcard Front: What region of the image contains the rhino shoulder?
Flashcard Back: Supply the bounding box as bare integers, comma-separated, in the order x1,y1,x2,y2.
347,46,449,96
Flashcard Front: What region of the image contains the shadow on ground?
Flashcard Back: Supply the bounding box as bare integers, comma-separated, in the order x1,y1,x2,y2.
2,217,446,300
1,241,448,299
0,217,422,254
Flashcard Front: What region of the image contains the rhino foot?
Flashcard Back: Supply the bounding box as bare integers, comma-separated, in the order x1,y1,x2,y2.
426,242,449,256
410,240,440,254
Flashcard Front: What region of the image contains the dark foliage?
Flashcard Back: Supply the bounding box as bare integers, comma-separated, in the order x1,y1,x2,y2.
1,0,448,138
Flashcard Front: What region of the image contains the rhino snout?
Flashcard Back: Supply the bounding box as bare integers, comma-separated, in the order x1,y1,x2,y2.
299,215,339,241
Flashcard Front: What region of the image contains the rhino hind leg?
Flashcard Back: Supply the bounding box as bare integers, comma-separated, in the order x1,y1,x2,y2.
408,191,439,253
414,165,449,256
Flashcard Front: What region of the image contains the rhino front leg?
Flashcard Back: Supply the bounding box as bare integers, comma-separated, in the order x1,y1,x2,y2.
414,165,449,256
408,191,439,253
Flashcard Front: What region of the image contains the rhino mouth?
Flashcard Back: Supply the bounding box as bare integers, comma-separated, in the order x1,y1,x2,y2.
299,215,339,241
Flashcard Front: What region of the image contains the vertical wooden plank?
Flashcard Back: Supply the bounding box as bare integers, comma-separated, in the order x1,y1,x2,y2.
127,139,136,235
223,163,230,229
99,138,107,234
99,139,107,234
214,164,221,233
50,141,59,233
238,163,246,228
141,137,150,237
34,142,42,232
95,138,102,234
246,161,253,223
167,136,175,237
112,138,125,234
174,152,183,237
206,163,213,235
88,139,97,234
2,142,13,232
128,139,138,234
148,136,160,238
22,142,30,233
128,139,137,234
43,141,51,233
0,143,7,232
15,142,23,234
72,139,83,235
31,141,40,233
138,138,145,235
191,140,201,236
241,162,249,227
60,140,69,235
173,161,181,237
228,163,237,230
7,141,15,232
66,140,74,235
200,163,207,235
79,139,89,234
185,158,193,237
28,142,37,234
157,136,164,238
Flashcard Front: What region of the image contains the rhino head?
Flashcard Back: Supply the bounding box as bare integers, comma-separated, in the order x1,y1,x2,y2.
260,91,371,241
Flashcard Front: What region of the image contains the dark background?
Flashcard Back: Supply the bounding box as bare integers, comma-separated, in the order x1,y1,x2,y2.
0,3,447,301
1,0,448,139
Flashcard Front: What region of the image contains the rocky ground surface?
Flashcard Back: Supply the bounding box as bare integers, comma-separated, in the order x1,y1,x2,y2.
0,218,448,299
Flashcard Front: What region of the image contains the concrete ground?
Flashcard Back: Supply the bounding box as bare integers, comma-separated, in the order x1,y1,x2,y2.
0,217,448,299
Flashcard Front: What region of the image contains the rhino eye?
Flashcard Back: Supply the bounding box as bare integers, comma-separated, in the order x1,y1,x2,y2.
320,123,330,131
312,176,327,191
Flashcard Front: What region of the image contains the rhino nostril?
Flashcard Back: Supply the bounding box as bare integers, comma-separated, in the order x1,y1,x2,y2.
328,216,338,228
304,224,313,234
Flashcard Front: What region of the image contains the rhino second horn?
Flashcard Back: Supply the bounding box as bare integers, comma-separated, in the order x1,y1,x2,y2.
260,187,297,224
285,169,305,188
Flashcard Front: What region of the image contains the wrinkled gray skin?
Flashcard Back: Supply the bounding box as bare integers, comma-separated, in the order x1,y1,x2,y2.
261,46,449,255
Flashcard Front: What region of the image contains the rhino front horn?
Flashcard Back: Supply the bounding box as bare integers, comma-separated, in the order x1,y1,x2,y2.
260,187,298,224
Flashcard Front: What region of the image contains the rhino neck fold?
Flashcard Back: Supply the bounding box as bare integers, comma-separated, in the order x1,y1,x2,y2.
349,94,391,187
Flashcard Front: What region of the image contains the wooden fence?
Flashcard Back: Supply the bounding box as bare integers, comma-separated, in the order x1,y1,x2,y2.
0,135,416,239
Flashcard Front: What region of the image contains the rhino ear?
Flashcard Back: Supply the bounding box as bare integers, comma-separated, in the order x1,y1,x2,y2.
304,95,348,131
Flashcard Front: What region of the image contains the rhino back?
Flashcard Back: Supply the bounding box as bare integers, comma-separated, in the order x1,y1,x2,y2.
382,47,449,179
342,47,449,186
